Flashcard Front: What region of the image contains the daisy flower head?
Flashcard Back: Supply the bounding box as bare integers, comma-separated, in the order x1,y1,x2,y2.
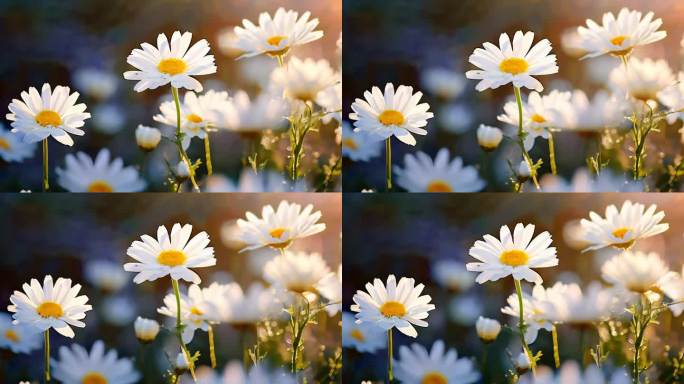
73,67,119,100
466,31,558,92
0,312,42,354
235,200,326,252
475,316,501,343
608,58,674,102
552,281,624,324
315,264,342,316
124,223,216,284
316,82,342,124
430,259,476,292
570,90,630,131
393,340,481,384
601,251,671,293
51,340,140,384
576,8,666,59
6,83,91,146
223,282,281,326
84,259,129,293
8,275,92,338
0,124,36,162
658,72,684,124
341,121,382,162
158,282,226,343
349,83,434,146
502,283,565,343
420,67,466,100
56,148,146,192
351,275,435,338
134,317,160,343
467,223,558,285
342,312,386,353
263,251,330,294
232,8,324,59
476,124,503,152
223,91,289,134
270,56,338,102
580,200,668,251
393,148,486,192
123,31,217,92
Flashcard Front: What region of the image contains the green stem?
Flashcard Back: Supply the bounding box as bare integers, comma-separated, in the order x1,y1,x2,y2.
44,329,50,382
172,278,196,381
208,325,216,368
552,325,560,368
385,138,392,192
276,55,285,67
291,293,309,376
514,279,536,373
204,134,213,176
42,138,49,192
171,86,200,192
481,344,489,383
548,131,557,175
388,328,394,382
513,86,540,190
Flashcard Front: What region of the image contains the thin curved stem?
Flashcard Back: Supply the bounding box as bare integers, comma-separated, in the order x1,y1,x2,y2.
42,139,49,192
514,86,540,189
171,86,200,192
552,325,560,368
385,138,392,192
387,328,394,382
44,329,51,382
514,279,536,374
204,134,213,176
172,278,196,381
548,132,557,175
208,325,216,368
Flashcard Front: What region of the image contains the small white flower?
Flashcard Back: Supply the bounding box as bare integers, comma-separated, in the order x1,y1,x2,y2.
263,251,330,294
349,83,434,146
448,295,483,326
576,8,666,59
51,340,140,384
475,316,501,343
205,170,307,193
84,259,129,293
520,361,630,384
56,148,146,192
271,56,338,102
8,275,92,338
502,283,565,343
580,200,668,251
0,312,41,354
134,317,160,343
466,31,558,92
569,90,630,131
538,168,643,193
438,103,474,134
135,125,162,151
430,259,475,292
235,200,326,252
394,148,485,192
608,57,674,102
0,124,36,162
316,264,342,316
517,160,532,179
124,31,217,92
551,281,624,324
124,223,216,284
218,360,297,384
6,83,91,146
101,296,136,326
175,352,190,371
341,312,386,353
223,91,289,133
158,283,225,343
658,266,684,316
73,67,119,100
175,161,190,179
421,67,466,100
467,223,558,284
232,8,323,59
351,274,435,338
393,340,481,384
476,124,503,151
316,82,342,124
341,121,382,162
601,251,671,293
223,282,281,326
658,72,684,124
91,104,126,134
515,351,531,373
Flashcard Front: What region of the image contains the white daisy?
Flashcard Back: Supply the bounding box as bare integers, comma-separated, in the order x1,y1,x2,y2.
0,125,36,162
576,8,666,59
466,31,558,92
393,340,481,384
601,251,671,293
123,31,217,92
217,28,243,58
0,312,41,354
134,317,160,343
316,82,342,124
205,169,307,192
538,168,643,193
467,223,558,284
351,275,435,338
608,58,674,102
341,121,382,162
232,8,323,59
519,361,630,384
475,316,501,343
476,124,503,152
223,91,289,133
658,72,684,124
394,148,485,192
124,223,216,284
658,266,684,316
579,200,668,251
56,149,146,192
6,83,91,146
263,251,330,294
91,103,126,135
569,90,630,131
200,360,297,384
158,283,225,343
135,124,162,151
421,67,466,100
349,83,434,146
430,259,475,292
51,340,140,384
8,275,92,338
223,282,281,326
72,67,119,100
560,28,587,58
100,296,136,326
551,281,624,325
502,283,566,343
84,259,129,293
341,312,386,353
270,56,338,102
238,55,278,88
235,200,326,252
438,103,474,134
316,264,342,316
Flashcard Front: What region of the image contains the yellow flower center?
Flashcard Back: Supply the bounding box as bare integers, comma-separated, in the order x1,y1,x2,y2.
270,228,287,238
611,35,628,46
82,372,108,384
343,138,358,150
379,301,407,317
350,329,365,342
499,250,529,267
267,35,287,47
611,227,635,249
4,329,19,342
531,114,547,123
0,138,10,150
187,114,203,123
87,180,113,193
378,110,405,126
265,35,290,57
190,306,204,316
426,180,453,192
499,57,529,75
612,227,630,239
37,301,64,318
422,372,448,384
157,250,187,266
268,228,292,249
157,58,187,75
35,110,62,127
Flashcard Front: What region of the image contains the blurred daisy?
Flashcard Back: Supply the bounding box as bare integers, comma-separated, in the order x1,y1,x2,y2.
448,295,483,326
477,124,503,151
438,103,474,134
0,312,41,354
200,360,297,384
56,149,146,192
316,264,342,316
608,58,674,102
84,259,129,293
341,121,382,162
342,312,386,353
223,282,280,326
217,28,243,57
502,283,566,343
124,223,216,284
6,83,91,146
235,200,326,252
263,251,330,294
91,104,126,134
475,316,501,343
658,72,684,124
316,82,342,124
271,57,338,102
552,282,623,325
8,275,92,338
560,28,587,58
0,125,35,162
51,340,140,384
579,200,668,251
576,8,666,59
430,259,476,292
238,55,278,88
421,67,466,100
601,251,671,293
658,266,684,316
519,361,630,384
205,169,307,192
351,275,435,338
393,340,481,384
394,148,485,192
124,31,217,92
232,8,323,59
349,83,434,146
570,90,629,131
466,31,558,92
467,223,558,284
135,125,162,151
158,283,225,343
538,168,643,193
134,317,160,343
101,296,136,326
223,91,289,134
73,67,119,100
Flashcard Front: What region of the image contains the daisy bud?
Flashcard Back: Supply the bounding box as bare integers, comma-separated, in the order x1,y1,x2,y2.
175,161,190,181
135,125,161,152
134,317,160,344
477,124,503,152
517,160,531,182
515,352,531,375
174,352,189,374
475,316,501,343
